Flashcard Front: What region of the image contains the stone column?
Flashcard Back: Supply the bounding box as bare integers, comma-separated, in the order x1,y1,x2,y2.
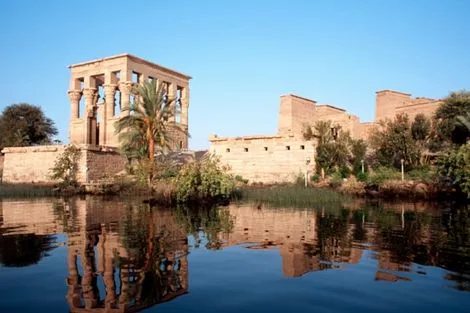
104,233,117,309
119,81,132,117
82,88,97,117
102,84,116,146
66,249,81,309
181,86,189,126
68,90,82,120
167,83,176,122
83,88,97,145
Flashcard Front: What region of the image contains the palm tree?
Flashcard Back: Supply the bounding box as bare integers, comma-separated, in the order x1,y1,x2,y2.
115,80,188,185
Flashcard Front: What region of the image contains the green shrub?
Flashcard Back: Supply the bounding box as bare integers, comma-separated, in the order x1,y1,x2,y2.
329,171,343,189
356,172,368,182
311,174,320,183
155,161,180,180
49,145,82,187
339,165,351,179
174,155,236,202
295,172,305,186
407,165,436,183
367,166,402,186
235,175,249,184
438,143,470,198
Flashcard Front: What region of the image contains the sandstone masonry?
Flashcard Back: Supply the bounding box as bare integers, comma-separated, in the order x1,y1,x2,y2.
209,90,442,184
1,145,126,184
1,54,191,184
68,53,191,151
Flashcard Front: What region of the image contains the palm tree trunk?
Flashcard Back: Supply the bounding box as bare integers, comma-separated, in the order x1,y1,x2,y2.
148,136,155,188
144,210,156,271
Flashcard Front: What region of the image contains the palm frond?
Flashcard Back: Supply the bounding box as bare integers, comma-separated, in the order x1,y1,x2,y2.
114,80,189,162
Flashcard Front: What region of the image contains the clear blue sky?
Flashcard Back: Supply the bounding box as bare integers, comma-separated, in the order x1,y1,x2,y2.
1,0,469,149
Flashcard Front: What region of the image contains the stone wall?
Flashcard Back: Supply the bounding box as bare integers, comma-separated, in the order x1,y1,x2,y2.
375,90,442,122
209,134,315,183
278,94,316,136
209,90,442,184
1,145,70,183
1,145,126,184
85,146,127,183
395,98,442,121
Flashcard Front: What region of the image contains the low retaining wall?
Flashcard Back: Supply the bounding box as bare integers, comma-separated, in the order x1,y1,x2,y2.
1,145,126,184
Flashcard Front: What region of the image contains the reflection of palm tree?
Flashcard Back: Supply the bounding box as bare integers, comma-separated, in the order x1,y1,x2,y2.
173,206,234,249
119,204,189,310
352,211,368,242
316,209,351,262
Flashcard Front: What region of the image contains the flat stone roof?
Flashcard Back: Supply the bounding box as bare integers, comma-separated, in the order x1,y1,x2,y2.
376,89,411,96
281,94,317,103
209,134,288,142
68,53,192,80
316,104,346,112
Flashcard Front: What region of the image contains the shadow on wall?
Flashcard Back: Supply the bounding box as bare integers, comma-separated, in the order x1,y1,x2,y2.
0,154,4,182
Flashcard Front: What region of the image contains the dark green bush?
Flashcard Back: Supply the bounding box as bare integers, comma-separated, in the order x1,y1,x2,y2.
367,166,402,186
356,172,368,182
407,165,436,183
174,155,236,202
339,165,351,179
311,174,320,183
329,171,343,189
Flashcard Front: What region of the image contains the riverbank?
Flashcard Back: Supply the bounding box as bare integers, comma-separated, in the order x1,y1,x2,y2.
312,176,464,202
1,178,466,206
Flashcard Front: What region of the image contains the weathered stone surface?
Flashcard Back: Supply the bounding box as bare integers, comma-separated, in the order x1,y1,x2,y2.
67,53,191,151
210,90,442,184
1,145,126,184
209,135,315,183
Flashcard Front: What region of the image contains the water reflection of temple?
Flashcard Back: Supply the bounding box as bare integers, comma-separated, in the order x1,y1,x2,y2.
1,197,468,297
217,204,440,281
0,198,189,312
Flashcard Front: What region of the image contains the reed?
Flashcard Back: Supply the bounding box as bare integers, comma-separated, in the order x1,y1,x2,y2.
235,185,348,208
0,183,59,198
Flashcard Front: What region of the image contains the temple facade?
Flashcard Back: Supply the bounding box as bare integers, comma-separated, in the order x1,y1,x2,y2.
209,90,442,183
67,54,191,150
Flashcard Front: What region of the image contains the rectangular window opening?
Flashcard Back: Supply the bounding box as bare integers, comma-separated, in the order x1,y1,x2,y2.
300,145,305,150
264,147,268,151
226,148,231,153
114,90,121,117
244,148,249,152
131,71,140,83
176,86,182,124
286,146,290,150
78,80,85,118
129,95,135,115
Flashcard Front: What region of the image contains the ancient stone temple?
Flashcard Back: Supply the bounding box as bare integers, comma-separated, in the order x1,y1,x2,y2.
68,54,192,150
209,90,442,183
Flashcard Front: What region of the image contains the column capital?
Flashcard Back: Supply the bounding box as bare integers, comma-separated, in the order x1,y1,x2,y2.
82,88,97,98
118,81,133,93
103,84,117,91
68,90,82,102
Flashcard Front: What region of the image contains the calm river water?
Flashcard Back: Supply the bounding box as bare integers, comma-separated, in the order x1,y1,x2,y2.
0,197,469,312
